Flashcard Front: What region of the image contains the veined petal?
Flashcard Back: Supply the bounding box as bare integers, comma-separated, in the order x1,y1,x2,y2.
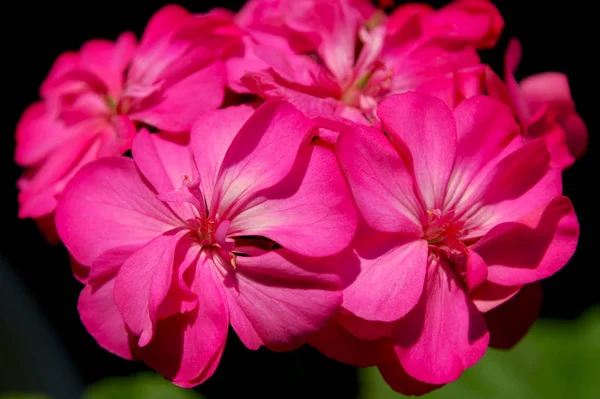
220,249,341,350
113,229,191,347
393,258,489,384
190,105,255,204
213,101,315,218
474,196,579,286
378,92,457,210
336,123,423,235
56,157,182,266
133,252,229,387
229,144,357,257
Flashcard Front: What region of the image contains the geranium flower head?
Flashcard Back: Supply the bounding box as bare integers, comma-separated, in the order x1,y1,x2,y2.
334,92,578,391
56,100,357,386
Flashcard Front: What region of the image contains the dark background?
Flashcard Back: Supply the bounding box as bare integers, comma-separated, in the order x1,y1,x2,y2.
2,1,596,398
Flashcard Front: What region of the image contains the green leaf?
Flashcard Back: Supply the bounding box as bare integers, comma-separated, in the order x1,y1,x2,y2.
0,394,52,399
359,307,600,399
82,372,206,399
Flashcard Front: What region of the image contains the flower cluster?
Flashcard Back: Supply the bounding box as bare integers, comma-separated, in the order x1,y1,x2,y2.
15,0,586,395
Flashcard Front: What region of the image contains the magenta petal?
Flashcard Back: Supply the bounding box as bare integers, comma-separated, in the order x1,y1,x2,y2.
378,354,441,396
77,245,139,359
222,249,342,350
485,282,542,350
56,157,182,266
474,196,579,286
15,102,66,166
214,100,315,217
466,249,488,292
343,232,427,322
131,62,226,132
393,259,489,384
79,245,141,360
134,255,229,387
308,318,388,367
458,139,561,237
336,123,424,235
132,129,195,194
471,281,522,313
190,105,255,203
113,229,189,347
445,95,522,209
230,144,357,257
378,92,457,210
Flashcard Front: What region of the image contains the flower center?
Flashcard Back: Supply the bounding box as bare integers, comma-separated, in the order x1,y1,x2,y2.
423,209,464,259
197,216,217,247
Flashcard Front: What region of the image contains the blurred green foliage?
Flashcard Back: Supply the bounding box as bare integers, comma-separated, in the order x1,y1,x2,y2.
359,307,600,399
81,373,205,399
0,373,204,399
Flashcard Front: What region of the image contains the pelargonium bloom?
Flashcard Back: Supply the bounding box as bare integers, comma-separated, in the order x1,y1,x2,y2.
415,39,588,170
15,5,240,236
504,38,588,168
56,101,357,386
232,0,501,124
330,92,578,393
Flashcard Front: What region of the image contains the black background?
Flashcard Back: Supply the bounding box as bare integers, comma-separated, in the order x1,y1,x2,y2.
2,1,596,398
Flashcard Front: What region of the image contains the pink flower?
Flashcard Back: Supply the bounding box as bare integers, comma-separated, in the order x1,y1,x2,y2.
15,5,240,233
332,92,578,392
233,0,501,124
55,101,357,386
416,39,588,170
504,38,588,169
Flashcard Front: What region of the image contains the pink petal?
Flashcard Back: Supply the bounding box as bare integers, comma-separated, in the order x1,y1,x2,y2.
342,229,427,322
336,308,393,341
133,253,229,387
19,128,104,219
114,229,190,347
241,69,340,119
56,157,182,266
131,129,195,193
378,354,441,396
130,62,226,132
457,139,561,238
378,92,457,210
465,249,488,292
213,101,315,217
474,196,579,286
229,144,357,257
560,112,588,159
15,102,67,166
79,32,137,95
79,245,141,360
393,258,489,384
423,0,504,49
471,281,522,313
484,282,542,350
444,95,522,209
34,212,61,245
519,72,574,107
190,105,255,204
308,318,388,367
336,123,424,235
503,38,530,123
220,249,342,350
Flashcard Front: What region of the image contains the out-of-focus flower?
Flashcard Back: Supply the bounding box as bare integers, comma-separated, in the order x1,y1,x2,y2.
56,101,357,386
231,0,501,125
504,38,588,169
15,5,242,238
